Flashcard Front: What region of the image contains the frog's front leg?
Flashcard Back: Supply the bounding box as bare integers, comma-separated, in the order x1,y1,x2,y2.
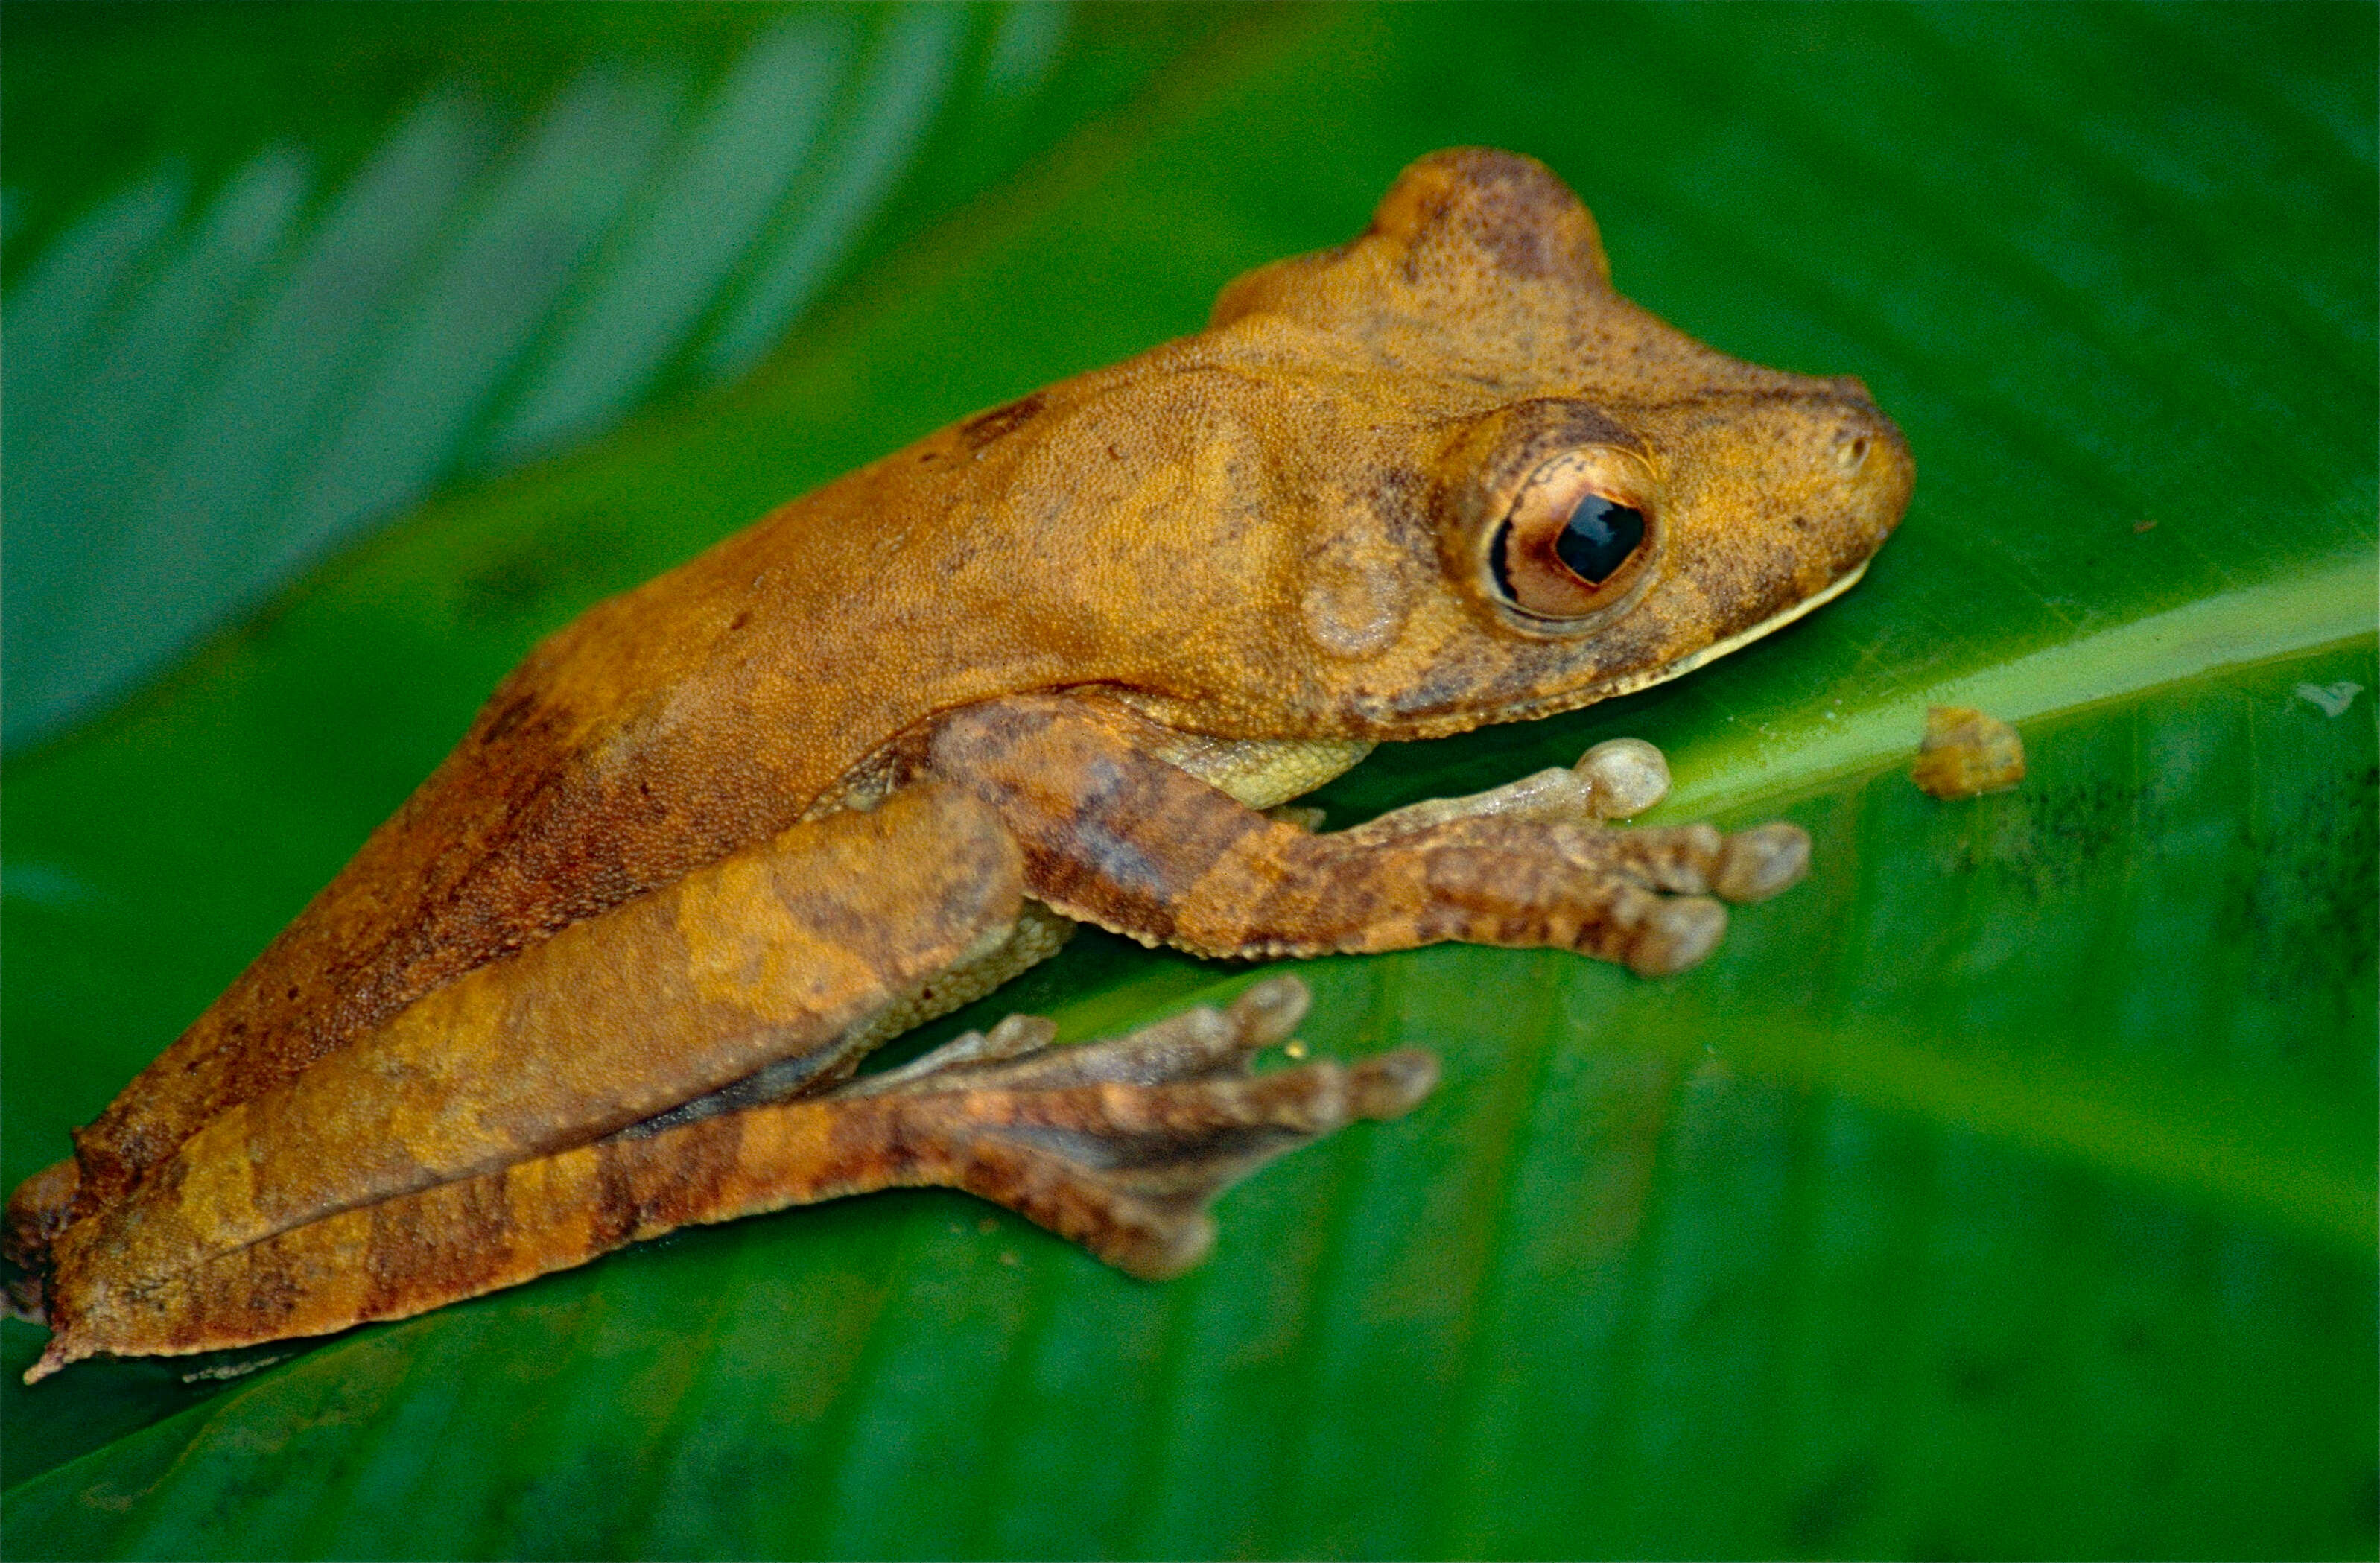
926,695,1809,977
1326,736,1675,838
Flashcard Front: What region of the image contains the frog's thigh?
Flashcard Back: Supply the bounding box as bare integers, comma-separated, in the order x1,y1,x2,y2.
628,894,1080,1137
46,783,1029,1325
930,696,1809,977
31,980,1435,1377
825,899,1078,1061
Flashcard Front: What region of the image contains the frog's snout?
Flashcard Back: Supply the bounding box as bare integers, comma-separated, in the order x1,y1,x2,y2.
1824,397,1914,544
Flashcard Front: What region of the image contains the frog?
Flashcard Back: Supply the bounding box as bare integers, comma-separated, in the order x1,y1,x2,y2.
5,148,1911,1381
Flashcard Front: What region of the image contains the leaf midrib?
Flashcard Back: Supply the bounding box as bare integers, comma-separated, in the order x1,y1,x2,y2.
1656,555,2378,822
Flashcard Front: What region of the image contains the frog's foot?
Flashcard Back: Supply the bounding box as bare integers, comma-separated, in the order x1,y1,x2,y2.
1514,816,1809,976
827,974,1439,1277
1305,810,1808,976
1318,736,1810,971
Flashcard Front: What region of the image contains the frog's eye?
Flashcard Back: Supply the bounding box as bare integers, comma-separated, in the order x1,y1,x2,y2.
1485,452,1655,620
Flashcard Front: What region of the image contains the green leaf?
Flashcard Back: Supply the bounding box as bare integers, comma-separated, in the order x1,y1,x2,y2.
4,4,2373,1559
0,1,1231,746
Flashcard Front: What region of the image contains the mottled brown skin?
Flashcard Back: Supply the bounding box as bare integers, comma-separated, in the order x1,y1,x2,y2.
9,148,1911,1380
54,978,1435,1370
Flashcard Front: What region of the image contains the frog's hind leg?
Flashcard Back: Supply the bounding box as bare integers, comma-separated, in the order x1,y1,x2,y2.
28,782,1035,1377
25,978,1433,1380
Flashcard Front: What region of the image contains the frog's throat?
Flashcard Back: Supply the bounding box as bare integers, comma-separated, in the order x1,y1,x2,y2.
1602,558,1870,703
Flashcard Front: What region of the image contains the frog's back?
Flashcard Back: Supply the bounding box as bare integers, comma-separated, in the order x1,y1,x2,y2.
59,372,1166,1216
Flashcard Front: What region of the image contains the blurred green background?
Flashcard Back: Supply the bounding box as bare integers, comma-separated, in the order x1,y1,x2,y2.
3,4,2373,1559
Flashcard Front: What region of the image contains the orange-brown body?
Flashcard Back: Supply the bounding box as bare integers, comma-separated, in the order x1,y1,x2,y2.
9,149,1910,1380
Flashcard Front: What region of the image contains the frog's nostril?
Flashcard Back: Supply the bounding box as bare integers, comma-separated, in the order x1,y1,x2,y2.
1833,430,1872,473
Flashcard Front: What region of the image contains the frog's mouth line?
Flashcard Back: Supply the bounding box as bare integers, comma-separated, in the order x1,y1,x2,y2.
1600,558,1871,703
1460,559,1875,733
1385,558,1876,738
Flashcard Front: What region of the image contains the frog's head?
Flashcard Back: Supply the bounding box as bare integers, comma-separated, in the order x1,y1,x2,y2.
1205,148,1914,735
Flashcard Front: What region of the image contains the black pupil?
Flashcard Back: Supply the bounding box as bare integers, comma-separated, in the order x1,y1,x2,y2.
1555,496,1646,583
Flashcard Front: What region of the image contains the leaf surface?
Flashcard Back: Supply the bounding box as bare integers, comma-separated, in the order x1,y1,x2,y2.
4,4,2373,1558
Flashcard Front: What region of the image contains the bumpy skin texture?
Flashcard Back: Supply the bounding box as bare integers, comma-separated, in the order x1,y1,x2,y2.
9,149,1911,1379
